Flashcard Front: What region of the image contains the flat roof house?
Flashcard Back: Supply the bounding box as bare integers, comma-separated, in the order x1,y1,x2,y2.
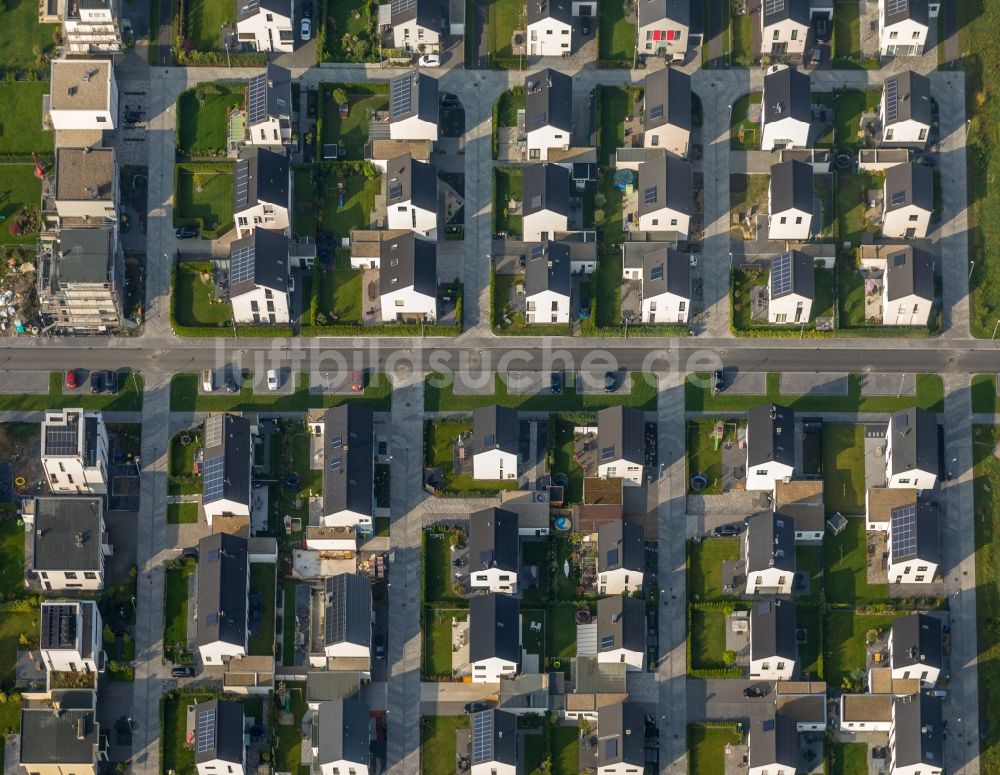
469,507,520,593
597,520,645,595
597,405,646,485
879,0,932,56
596,702,645,775
389,0,441,52
749,713,799,775
385,153,438,240
885,407,938,489
378,232,438,322
524,240,572,324
636,154,693,236
525,69,573,161
310,698,371,775
637,0,691,60
53,147,119,227
389,72,439,142
767,250,815,324
768,160,815,241
229,229,290,325
889,613,942,686
622,243,692,324
865,486,919,531
41,408,109,495
888,499,940,584
201,413,253,524
320,404,375,535
890,693,943,775
47,59,118,131
773,479,825,541
522,163,571,242
472,405,519,481
596,595,646,671
61,0,124,54
882,162,933,239
28,496,109,592
470,709,518,775
761,0,810,56
196,532,249,665
761,65,812,151
642,67,691,156
746,404,796,491
470,593,521,683
194,699,246,775
883,245,934,326
750,599,797,680
526,0,573,56
20,689,105,775
745,512,796,595
880,71,932,147
236,0,293,52
40,600,104,674
234,147,290,239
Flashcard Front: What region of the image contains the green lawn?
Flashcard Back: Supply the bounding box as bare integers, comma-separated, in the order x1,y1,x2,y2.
174,163,234,237
487,0,523,58
421,716,469,774
170,371,392,412
598,85,628,165
425,372,659,412
321,167,379,236
176,83,243,155
689,724,743,775
551,416,585,504
796,605,822,679
690,609,727,669
833,90,880,149
167,503,199,524
0,164,42,246
822,424,866,515
425,419,519,494
730,93,763,150
163,558,196,658
310,254,364,326
525,732,546,775
293,166,319,239
168,427,203,494
685,372,944,413
972,374,999,414
324,0,378,62
974,424,1000,771
423,528,464,604
494,168,523,237
249,563,276,656
274,684,310,775
320,84,388,158
163,693,217,774
496,87,524,126
598,0,635,62
521,608,546,660
0,517,29,601
555,536,593,602
731,1,754,67
173,262,231,329
823,518,887,605
0,610,39,684
548,604,578,670
183,0,229,50
423,608,461,677
0,3,57,71
730,173,769,219
832,1,861,62
551,725,580,775
828,742,868,775
797,546,823,603
0,372,143,412
0,83,52,155
689,539,740,602
836,171,881,246
825,610,903,687
521,540,550,605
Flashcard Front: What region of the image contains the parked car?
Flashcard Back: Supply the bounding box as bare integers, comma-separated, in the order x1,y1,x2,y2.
225,376,239,393
104,369,118,394
171,665,195,678
266,370,279,391
89,371,103,394
743,685,769,698
464,701,496,714
580,17,592,35
374,634,386,660
810,45,823,67
351,371,364,392
175,224,198,239
419,54,441,67
714,523,741,537
550,371,563,394
712,370,725,395
182,546,199,560
300,17,312,40
65,370,78,390
604,371,618,393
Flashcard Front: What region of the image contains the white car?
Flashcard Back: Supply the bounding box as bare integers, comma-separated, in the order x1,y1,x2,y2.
419,54,441,67
300,18,312,40
266,369,279,391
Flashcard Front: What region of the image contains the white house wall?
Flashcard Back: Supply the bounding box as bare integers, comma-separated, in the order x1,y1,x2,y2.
473,448,518,480
231,286,290,325
641,290,689,323
526,19,572,56
761,116,810,151
527,124,571,161
526,289,571,324
637,207,690,236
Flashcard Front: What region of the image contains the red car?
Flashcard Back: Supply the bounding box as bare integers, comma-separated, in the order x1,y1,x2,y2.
65,370,78,389
351,371,364,391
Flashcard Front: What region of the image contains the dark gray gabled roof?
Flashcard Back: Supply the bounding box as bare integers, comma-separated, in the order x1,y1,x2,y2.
385,154,437,213
389,72,439,124
750,599,796,662
322,404,374,518
230,228,288,296
762,0,809,27
642,246,691,300
236,0,290,23
643,68,691,133
749,714,799,769
247,63,292,126
202,413,252,507
884,162,933,213
523,163,571,217
597,521,644,574
31,497,103,572
196,532,248,649
638,0,691,28
469,593,521,664
637,154,693,217
234,147,289,212
390,0,439,28
312,698,370,767
194,700,245,765
525,69,572,133
885,246,934,302
379,233,437,297
770,251,814,300
323,573,372,648
883,71,931,127
892,694,943,769
472,405,519,455
888,407,937,477
471,709,518,766
890,500,940,565
469,507,519,573
763,66,812,125
891,613,942,671
597,406,645,468
597,702,645,768
57,228,115,284
20,692,99,766
597,595,645,654
746,512,796,574
746,404,795,468
884,0,928,28
524,241,571,298
770,160,814,215
527,0,572,25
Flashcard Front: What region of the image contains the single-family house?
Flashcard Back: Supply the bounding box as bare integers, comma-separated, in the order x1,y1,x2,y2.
310,698,371,775
20,690,105,775
879,0,930,56
621,243,692,323
378,232,438,322
744,512,796,595
525,69,572,160
53,147,119,227
889,613,942,686
246,64,292,146
469,507,520,593
47,59,118,130
201,413,253,524
597,406,646,485
888,499,940,583
882,162,933,239
890,694,944,775
636,154,693,235
389,0,441,52
636,0,691,60
880,71,932,147
642,67,691,156
194,700,246,775
768,161,815,241
62,0,124,54
524,240,572,324
746,404,796,491
313,573,372,665
596,595,646,671
470,593,521,683
229,229,290,325
885,407,938,489
596,702,645,775
319,404,375,535
234,147,290,238
522,163,571,241
761,65,812,151
768,250,815,323
41,408,108,495
882,245,934,326
365,139,433,171
472,405,519,480
235,0,293,52
761,0,810,56
748,714,799,775
749,599,797,680
40,600,104,673
865,486,920,531
196,532,249,665
597,520,645,595
385,154,438,238
773,480,825,541
526,0,573,56
471,709,518,775
389,72,440,142
28,497,109,592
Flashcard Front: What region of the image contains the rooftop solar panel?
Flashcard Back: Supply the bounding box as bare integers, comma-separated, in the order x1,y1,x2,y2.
390,75,413,119
891,504,918,559
886,0,908,16
196,707,216,753
247,72,268,125
203,456,226,503
771,252,793,297
330,435,343,448
204,415,223,449
885,77,899,124
643,186,658,205
891,190,906,206
472,711,493,763
231,242,256,287
601,634,614,650
601,446,614,460
650,264,664,281
389,184,404,201
392,0,416,14
234,162,250,209
650,104,664,120
45,424,79,456
764,0,785,16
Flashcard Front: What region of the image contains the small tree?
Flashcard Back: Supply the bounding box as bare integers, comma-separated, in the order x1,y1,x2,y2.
722,649,737,666
332,87,349,106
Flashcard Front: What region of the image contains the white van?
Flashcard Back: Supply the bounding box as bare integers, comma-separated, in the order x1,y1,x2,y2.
201,369,213,392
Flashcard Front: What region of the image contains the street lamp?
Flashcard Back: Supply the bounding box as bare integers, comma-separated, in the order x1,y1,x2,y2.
992,319,1000,340
221,25,231,67
969,260,975,281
